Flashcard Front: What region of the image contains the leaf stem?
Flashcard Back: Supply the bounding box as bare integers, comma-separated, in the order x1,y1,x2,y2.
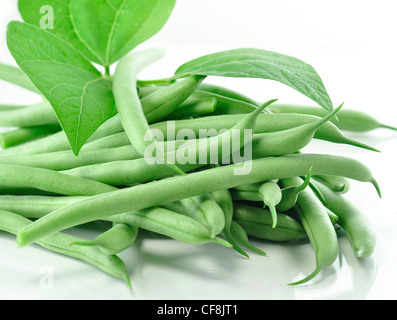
104,65,111,76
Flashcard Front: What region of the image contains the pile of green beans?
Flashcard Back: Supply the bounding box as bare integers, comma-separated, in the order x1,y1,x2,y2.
0,59,394,288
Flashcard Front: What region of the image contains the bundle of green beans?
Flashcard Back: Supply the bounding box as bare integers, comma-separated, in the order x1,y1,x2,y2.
0,61,394,288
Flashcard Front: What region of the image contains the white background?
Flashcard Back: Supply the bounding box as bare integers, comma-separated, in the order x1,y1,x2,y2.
0,0,397,300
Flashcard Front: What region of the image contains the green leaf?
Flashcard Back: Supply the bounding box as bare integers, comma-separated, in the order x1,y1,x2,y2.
70,0,176,68
7,21,116,155
175,48,333,111
18,0,99,64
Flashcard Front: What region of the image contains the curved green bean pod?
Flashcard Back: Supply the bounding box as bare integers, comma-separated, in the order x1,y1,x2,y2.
0,124,61,149
325,208,339,225
17,153,380,248
230,220,267,256
70,223,139,256
112,49,168,156
143,75,206,123
0,101,57,127
233,203,307,242
285,177,339,286
0,164,117,196
315,181,377,258
314,175,351,194
0,210,131,287
269,104,397,132
308,180,328,206
0,62,41,93
210,188,250,258
258,181,282,228
180,193,225,238
277,167,312,212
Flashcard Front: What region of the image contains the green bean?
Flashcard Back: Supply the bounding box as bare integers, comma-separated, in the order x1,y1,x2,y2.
233,203,307,241
0,195,84,218
269,104,397,132
0,104,27,112
0,146,140,171
325,208,339,225
314,175,351,194
308,180,328,205
0,62,41,93
180,193,225,238
0,210,131,287
17,153,381,248
109,207,231,247
143,75,206,123
197,83,260,106
0,124,61,149
230,220,267,256
0,101,57,127
233,182,266,193
210,188,250,258
315,181,377,258
164,97,217,120
258,181,282,228
114,51,207,175
159,201,190,216
277,167,312,212
0,164,117,196
113,49,163,156
63,159,201,186
188,89,266,115
251,103,378,159
70,223,139,256
231,190,262,202
0,115,124,157
285,177,339,286
79,132,131,151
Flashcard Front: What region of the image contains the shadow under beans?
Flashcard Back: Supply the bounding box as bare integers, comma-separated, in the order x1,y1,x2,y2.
123,235,250,284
